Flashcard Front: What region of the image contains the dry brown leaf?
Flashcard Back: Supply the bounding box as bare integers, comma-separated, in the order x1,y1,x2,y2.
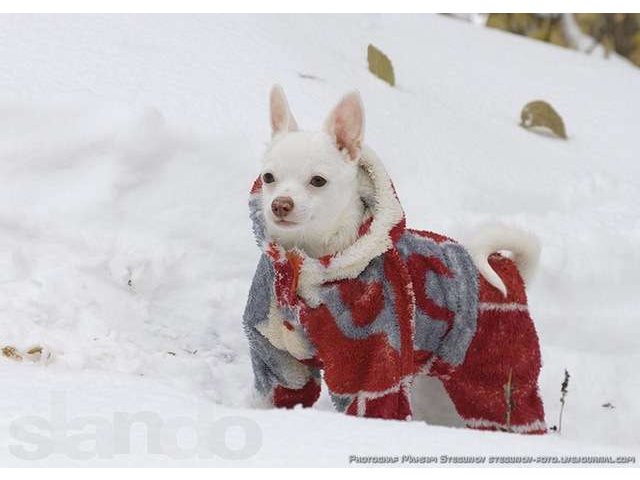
367,44,395,87
2,345,23,361
520,100,568,139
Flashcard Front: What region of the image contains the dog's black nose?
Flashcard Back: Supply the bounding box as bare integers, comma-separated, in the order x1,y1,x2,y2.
271,196,294,218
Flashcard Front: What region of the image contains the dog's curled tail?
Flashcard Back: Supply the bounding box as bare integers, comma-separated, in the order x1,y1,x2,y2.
465,223,541,297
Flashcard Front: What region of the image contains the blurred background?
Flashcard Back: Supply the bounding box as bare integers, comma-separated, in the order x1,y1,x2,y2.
447,14,640,68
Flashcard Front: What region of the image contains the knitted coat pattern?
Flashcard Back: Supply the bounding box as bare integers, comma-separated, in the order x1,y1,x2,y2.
243,148,546,434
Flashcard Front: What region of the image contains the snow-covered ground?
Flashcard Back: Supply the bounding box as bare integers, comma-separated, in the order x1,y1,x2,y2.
0,14,638,466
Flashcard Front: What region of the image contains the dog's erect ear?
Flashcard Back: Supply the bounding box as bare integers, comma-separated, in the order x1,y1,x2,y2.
324,91,365,161
270,85,298,137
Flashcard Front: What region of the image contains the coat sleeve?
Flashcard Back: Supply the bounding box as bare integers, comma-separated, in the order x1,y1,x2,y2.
243,254,321,408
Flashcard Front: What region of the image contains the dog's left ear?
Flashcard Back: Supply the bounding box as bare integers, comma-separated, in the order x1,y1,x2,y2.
324,91,365,161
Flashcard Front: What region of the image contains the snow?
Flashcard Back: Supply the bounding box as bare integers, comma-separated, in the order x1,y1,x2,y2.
0,14,638,466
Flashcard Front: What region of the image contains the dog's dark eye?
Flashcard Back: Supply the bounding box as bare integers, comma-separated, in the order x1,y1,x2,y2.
262,172,275,184
310,176,327,187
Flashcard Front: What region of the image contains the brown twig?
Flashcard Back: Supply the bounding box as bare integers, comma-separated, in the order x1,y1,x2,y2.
558,369,571,434
503,368,515,433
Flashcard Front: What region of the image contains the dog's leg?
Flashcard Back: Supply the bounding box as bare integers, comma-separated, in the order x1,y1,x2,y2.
440,256,546,434
270,369,322,409
244,255,322,410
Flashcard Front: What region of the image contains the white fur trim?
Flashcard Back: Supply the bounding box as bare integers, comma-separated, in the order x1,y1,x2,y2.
479,302,529,313
465,418,547,433
298,146,404,306
356,394,367,416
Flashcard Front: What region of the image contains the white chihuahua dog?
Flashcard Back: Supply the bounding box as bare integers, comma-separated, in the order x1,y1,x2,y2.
244,86,545,429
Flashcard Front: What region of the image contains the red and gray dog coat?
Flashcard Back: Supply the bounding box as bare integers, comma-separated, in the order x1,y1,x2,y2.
243,148,546,433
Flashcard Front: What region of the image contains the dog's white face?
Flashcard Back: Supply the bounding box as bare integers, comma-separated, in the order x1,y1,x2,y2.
260,86,366,258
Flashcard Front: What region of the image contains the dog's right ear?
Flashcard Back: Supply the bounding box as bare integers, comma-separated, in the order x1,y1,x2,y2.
270,85,298,137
